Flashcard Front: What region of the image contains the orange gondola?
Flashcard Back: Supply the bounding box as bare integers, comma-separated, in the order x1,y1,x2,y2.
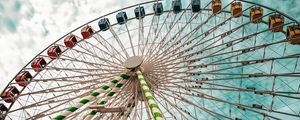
212,0,222,15
231,2,242,18
250,7,263,23
287,25,300,44
269,14,284,32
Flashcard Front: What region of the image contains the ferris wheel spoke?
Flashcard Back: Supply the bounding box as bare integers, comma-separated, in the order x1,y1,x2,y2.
20,75,115,94
166,81,300,102
137,18,144,57
124,23,136,56
146,4,211,62
144,9,174,60
196,41,287,65
121,97,136,120
146,73,197,119
142,15,155,57
154,22,292,68
11,86,98,113
157,82,283,120
151,96,178,119
147,70,300,111
44,66,122,73
42,68,119,78
75,43,123,67
150,7,273,66
166,70,300,78
147,2,238,63
18,84,96,98
165,53,299,73
154,88,227,120
58,44,123,69
12,88,97,120
160,73,300,100
123,81,142,120
76,39,113,63
81,40,124,64
41,54,121,70
93,33,125,61
179,53,299,74
131,79,140,120
109,27,130,58
146,3,196,62
93,33,127,60
151,21,248,67
153,90,198,120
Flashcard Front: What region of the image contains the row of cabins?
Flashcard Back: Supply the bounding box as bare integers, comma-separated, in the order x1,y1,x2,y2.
1,0,300,113
212,0,300,44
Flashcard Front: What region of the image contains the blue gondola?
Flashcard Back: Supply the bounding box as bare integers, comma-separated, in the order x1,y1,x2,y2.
153,3,163,16
134,6,145,19
192,0,201,12
0,103,8,112
116,12,128,25
173,0,182,14
98,18,110,31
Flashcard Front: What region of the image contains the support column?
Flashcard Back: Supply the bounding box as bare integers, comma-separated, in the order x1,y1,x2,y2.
136,71,164,120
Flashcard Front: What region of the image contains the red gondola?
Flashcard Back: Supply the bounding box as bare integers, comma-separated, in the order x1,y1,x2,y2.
1,86,20,103
64,35,77,49
81,26,94,39
31,57,47,72
15,71,32,87
47,45,62,59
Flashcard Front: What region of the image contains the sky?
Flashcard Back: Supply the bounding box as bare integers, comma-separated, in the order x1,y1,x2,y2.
0,0,300,92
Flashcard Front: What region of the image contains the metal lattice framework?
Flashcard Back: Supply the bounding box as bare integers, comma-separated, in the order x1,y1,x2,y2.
1,0,300,120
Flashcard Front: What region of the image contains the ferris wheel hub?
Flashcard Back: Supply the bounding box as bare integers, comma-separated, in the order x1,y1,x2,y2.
123,56,143,69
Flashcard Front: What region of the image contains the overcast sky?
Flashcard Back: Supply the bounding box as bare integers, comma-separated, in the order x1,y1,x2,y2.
0,0,300,91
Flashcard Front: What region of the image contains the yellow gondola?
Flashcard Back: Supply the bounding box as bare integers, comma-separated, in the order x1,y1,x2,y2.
212,0,222,14
231,2,242,18
287,25,300,44
250,7,263,23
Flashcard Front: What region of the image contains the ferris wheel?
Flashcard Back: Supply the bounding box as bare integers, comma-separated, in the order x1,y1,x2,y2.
1,0,300,119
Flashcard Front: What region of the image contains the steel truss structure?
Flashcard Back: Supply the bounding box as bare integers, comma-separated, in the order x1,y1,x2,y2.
0,0,300,120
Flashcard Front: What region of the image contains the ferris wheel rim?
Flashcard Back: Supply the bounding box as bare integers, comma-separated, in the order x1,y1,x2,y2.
1,0,300,119
1,3,298,115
